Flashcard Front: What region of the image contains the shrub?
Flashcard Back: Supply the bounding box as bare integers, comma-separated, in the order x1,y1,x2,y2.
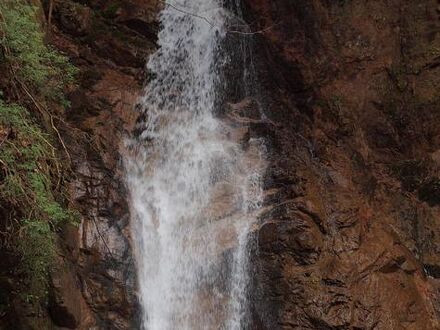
0,0,77,105
0,100,78,307
0,0,79,311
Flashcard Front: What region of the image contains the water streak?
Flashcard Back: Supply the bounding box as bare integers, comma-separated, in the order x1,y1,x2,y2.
125,1,264,329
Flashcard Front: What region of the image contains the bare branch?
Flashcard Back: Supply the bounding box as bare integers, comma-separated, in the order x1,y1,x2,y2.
160,0,278,36
166,2,215,28
226,22,281,36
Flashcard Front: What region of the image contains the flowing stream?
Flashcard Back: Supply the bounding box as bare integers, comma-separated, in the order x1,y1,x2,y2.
125,1,265,329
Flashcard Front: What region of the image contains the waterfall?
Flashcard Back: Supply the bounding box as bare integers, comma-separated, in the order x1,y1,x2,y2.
124,1,265,329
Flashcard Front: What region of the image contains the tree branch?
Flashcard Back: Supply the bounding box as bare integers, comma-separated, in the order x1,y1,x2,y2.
161,0,278,35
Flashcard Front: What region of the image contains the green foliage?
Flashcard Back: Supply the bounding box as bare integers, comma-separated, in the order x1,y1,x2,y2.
0,101,51,169
29,172,76,225
0,100,75,301
0,1,77,104
17,219,55,301
1,174,23,200
0,0,80,313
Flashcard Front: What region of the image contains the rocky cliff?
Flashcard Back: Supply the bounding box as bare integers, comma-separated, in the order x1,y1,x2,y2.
46,0,160,328
243,0,440,329
2,0,440,329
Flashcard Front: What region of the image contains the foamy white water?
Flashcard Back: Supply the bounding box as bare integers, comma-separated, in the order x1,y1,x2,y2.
124,1,265,329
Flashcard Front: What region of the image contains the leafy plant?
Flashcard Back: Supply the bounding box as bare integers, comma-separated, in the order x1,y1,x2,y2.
0,0,77,104
0,101,76,301
0,0,80,314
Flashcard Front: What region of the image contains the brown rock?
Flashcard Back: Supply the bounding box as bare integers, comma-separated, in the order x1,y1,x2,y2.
244,0,440,328
57,1,93,36
39,0,440,328
48,255,95,329
45,0,160,328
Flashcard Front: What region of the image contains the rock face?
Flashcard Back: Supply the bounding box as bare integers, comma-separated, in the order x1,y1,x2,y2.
241,0,440,329
45,0,160,328
44,0,440,329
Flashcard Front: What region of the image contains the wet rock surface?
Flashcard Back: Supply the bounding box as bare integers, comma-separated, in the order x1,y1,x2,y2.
242,0,440,329
45,0,160,328
43,0,440,328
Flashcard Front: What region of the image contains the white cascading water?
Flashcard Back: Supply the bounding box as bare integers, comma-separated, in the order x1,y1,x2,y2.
124,1,265,329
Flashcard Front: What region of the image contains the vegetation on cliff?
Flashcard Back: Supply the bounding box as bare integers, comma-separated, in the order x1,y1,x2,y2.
0,0,77,314
0,1,76,104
